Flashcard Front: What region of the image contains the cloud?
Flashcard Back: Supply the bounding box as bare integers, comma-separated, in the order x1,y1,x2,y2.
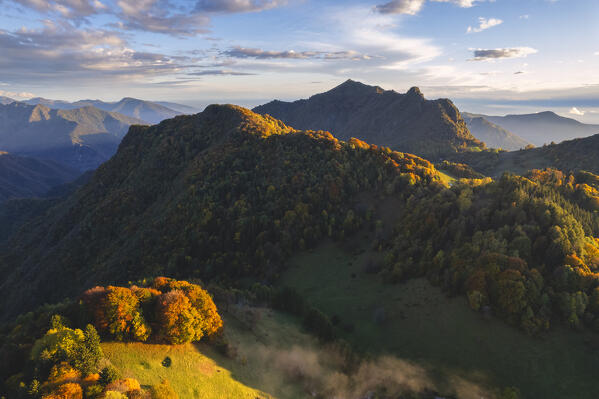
0,20,195,83
374,0,425,15
467,17,503,33
114,0,211,36
195,0,286,13
569,107,585,116
10,0,104,19
187,69,255,76
374,0,481,15
470,47,538,61
0,89,35,99
223,46,373,60
519,14,529,19
5,0,288,36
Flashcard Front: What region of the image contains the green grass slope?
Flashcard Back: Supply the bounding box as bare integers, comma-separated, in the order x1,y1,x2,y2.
280,242,599,399
102,310,316,399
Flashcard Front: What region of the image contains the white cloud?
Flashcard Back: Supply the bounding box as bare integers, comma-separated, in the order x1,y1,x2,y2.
519,14,529,19
467,17,503,33
374,0,482,14
569,107,585,116
374,0,425,15
470,47,538,61
432,0,482,7
0,89,35,99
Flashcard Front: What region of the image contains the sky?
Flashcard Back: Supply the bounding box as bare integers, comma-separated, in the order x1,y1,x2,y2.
0,0,598,122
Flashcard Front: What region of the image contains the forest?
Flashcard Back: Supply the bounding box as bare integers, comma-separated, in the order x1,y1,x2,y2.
2,106,599,398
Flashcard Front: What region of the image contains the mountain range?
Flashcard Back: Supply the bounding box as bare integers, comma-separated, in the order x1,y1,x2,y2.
0,102,144,170
254,79,485,159
23,97,186,124
462,112,530,151
468,111,599,147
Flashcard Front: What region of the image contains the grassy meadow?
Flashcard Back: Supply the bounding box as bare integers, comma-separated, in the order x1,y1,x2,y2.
102,310,316,399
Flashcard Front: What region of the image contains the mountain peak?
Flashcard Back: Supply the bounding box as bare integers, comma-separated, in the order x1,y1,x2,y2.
254,81,484,158
406,86,424,99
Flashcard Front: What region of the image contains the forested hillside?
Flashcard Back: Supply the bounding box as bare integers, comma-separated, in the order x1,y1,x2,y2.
0,105,441,319
0,152,79,202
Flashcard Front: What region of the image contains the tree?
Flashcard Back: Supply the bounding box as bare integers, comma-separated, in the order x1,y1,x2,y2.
156,290,198,344
73,325,102,375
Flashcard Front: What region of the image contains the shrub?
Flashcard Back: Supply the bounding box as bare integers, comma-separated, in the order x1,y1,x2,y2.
99,366,121,386
150,379,178,399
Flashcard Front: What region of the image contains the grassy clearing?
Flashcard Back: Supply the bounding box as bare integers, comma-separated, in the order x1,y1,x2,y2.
437,170,457,186
281,242,599,399
102,310,313,399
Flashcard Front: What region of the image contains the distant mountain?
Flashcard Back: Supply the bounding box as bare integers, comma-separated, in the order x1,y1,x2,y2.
452,131,599,177
462,112,530,151
0,96,14,105
25,97,184,124
0,102,144,170
0,152,79,202
254,80,485,159
24,97,73,109
475,111,599,146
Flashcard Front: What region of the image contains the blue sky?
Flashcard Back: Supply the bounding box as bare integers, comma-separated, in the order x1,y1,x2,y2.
1,0,598,122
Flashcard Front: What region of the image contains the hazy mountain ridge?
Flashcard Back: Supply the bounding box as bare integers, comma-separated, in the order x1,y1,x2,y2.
254,79,485,159
0,102,144,170
25,97,187,124
473,111,599,146
462,112,530,151
0,96,14,105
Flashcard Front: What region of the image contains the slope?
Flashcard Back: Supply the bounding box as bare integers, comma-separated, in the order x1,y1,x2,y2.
254,80,485,159
462,112,530,151
453,132,599,177
0,104,441,320
0,102,144,170
0,152,79,202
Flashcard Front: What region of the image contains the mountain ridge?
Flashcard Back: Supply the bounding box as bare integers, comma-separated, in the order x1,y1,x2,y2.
0,102,145,170
471,111,599,146
0,104,440,319
254,79,485,159
462,112,530,150
25,96,187,124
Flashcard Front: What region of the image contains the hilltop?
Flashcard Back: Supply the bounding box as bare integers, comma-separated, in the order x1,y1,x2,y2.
254,80,485,159
0,104,440,318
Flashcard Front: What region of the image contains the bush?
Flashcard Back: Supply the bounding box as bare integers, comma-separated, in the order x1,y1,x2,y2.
99,366,121,386
150,379,178,399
